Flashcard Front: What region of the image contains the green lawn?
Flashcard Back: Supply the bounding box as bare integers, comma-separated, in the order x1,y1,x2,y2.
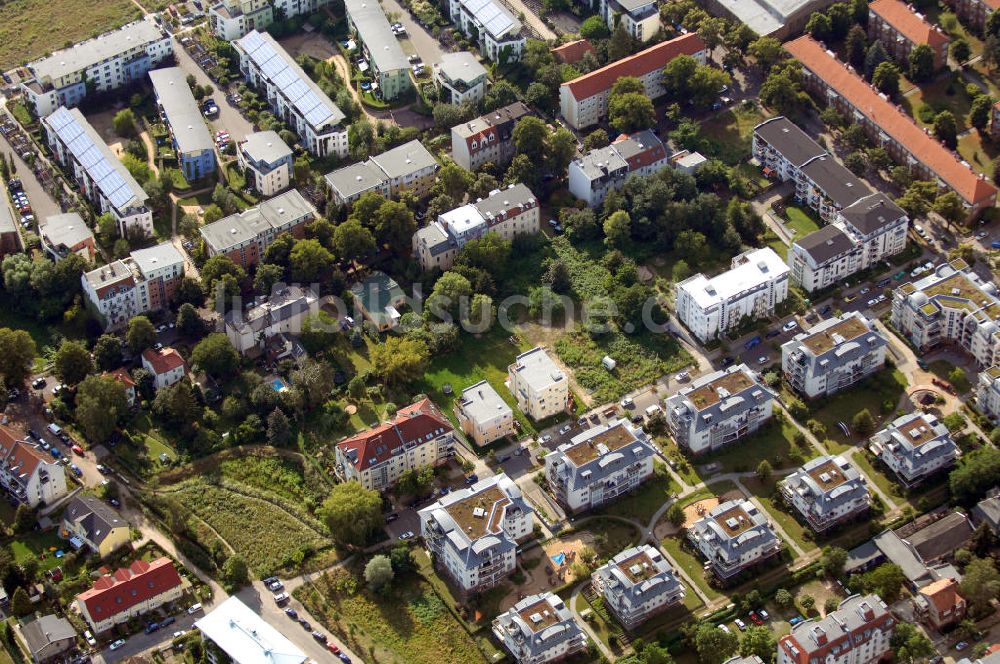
699,105,769,165
660,537,722,601
957,129,998,180
763,229,788,260
805,370,908,452
598,464,679,524
900,72,974,132
692,419,818,476
935,9,984,58
11,529,66,572
782,205,821,240
928,360,972,394
850,451,902,505
742,477,819,552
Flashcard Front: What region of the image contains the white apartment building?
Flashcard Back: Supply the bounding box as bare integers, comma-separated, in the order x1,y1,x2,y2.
0,426,67,509
506,347,568,421
334,399,455,491
225,285,318,355
235,30,348,157
141,347,187,391
344,0,413,101
493,593,587,664
568,130,668,207
237,131,293,197
778,595,894,664
44,107,152,238
665,364,776,455
414,183,539,271
325,139,439,206
869,412,959,488
419,474,533,593
559,33,706,130
448,0,526,63
976,366,1000,424
781,455,871,533
598,0,660,41
455,380,516,446
782,313,888,399
210,0,274,40
81,242,185,330
590,545,685,628
450,102,532,171
434,51,488,105
892,259,1000,368
21,19,172,117
544,419,656,513
687,499,782,580
196,598,307,664
675,247,790,343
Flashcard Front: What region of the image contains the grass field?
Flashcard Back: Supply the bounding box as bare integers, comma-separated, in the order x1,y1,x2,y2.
699,104,769,165
11,529,66,573
742,477,819,553
597,465,679,524
806,370,908,452
782,205,821,240
660,537,721,601
900,72,973,133
694,418,817,476
0,0,142,70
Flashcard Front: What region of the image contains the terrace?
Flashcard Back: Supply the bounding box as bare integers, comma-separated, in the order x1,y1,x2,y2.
444,484,507,540
713,503,755,538
616,550,656,584
899,415,939,447
801,316,869,355
564,424,637,466
518,598,560,633
687,372,755,411
807,459,848,491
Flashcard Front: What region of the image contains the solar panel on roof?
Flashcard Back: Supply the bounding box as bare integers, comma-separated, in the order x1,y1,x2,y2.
272,67,297,90
284,78,309,101
90,158,114,181
240,30,265,50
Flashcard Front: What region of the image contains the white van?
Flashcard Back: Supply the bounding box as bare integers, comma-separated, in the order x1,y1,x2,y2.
47,423,62,437
645,405,662,419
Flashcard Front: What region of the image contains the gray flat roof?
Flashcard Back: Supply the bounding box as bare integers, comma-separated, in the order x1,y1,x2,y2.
0,195,16,235
241,131,293,164
40,212,93,248
324,161,387,199
459,380,512,423
796,224,854,264
345,0,411,73
201,189,316,253
436,51,487,85
754,116,825,168
150,67,215,156
30,19,165,82
130,242,184,275
714,0,824,35
369,140,437,180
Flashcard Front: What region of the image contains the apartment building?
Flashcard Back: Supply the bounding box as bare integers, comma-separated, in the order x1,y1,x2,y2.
891,259,1000,367
506,347,568,421
419,473,533,593
559,33,706,130
81,242,185,330
0,426,67,509
209,0,274,40
976,366,1000,424
870,412,959,488
591,545,685,628
869,0,950,70
76,558,184,633
665,364,776,455
778,595,894,664
414,182,539,271
434,51,488,105
568,129,668,207
915,578,966,630
544,419,656,513
225,285,318,355
150,68,216,182
782,313,888,399
235,30,348,157
142,347,187,390
675,247,790,343
781,455,871,533
945,0,1000,32
237,131,293,197
785,35,997,219
21,19,172,117
448,0,526,63
706,0,840,38
0,197,19,259
196,597,307,664
492,593,587,664
450,101,532,171
345,0,413,101
39,212,95,263
61,495,130,558
598,0,661,41
200,189,317,268
334,399,455,491
325,139,438,205
44,107,152,238
687,499,782,580
455,380,516,446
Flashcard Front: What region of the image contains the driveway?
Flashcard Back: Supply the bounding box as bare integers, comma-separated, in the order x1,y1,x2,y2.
171,37,255,144
100,609,201,662
377,0,447,66
0,124,63,222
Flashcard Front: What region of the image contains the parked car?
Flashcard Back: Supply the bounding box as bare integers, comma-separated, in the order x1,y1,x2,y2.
789,616,804,626
187,603,203,614
734,618,747,631
160,616,175,627
327,642,341,654
31,377,46,389
765,329,780,339
718,624,730,633
464,473,478,484
720,356,734,367
992,240,1000,249
267,580,284,592
782,320,798,332
876,278,891,288
285,607,298,619
144,622,160,634
748,611,763,625
398,531,414,540
385,513,399,523
84,630,96,646
109,639,126,650
558,425,572,435
757,356,769,365
758,609,769,621
70,464,82,477
620,397,634,409
339,654,352,663
744,335,762,350
820,304,832,315
540,434,552,444
273,592,289,603
956,642,969,651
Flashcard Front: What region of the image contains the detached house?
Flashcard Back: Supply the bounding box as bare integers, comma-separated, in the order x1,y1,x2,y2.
870,412,959,488
590,545,685,628
915,577,966,630
0,426,67,508
455,381,515,446
688,499,782,580
492,593,587,664
225,285,318,355
106,368,137,407
61,495,130,557
75,557,185,633
237,131,293,197
568,130,668,207
142,347,187,391
16,614,77,664
781,455,871,533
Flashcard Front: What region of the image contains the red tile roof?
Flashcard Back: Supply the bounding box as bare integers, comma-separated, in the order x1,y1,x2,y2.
562,33,706,102
785,35,997,207
337,399,452,471
141,347,185,376
552,39,595,64
920,578,964,614
870,0,950,49
0,425,51,479
77,557,183,622
106,367,136,388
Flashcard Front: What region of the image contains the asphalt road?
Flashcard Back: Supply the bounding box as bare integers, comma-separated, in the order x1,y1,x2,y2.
0,123,63,221
377,0,447,67
171,38,255,145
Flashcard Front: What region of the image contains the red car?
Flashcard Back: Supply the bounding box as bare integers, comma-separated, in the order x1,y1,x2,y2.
327,643,341,654
748,611,763,626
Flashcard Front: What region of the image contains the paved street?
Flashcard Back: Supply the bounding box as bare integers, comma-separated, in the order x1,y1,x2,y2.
0,119,63,222
377,0,447,67
172,38,255,144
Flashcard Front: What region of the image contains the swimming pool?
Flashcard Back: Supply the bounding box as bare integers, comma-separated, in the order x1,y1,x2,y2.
270,377,289,393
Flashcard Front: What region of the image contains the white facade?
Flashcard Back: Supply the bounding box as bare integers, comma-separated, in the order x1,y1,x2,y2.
780,455,871,533
210,0,274,40
781,313,888,399
81,243,184,331
676,248,790,343
237,131,293,197
977,366,1000,424
590,545,685,628
506,347,568,421
142,348,187,391
687,499,782,579
434,52,488,105
0,427,68,509
225,286,318,354
448,0,526,63
870,412,959,488
599,0,661,41
493,593,587,664
450,102,531,172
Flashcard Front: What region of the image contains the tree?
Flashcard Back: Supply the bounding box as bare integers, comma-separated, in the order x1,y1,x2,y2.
221,555,250,590
960,557,1000,616
288,239,334,283
934,191,967,229
986,34,1000,70
667,502,685,527
820,546,848,577
952,38,971,65
872,61,900,96
93,334,123,371
775,588,794,609
372,200,416,255
547,128,578,175
191,333,239,378
694,622,739,664
740,626,776,661
891,623,936,664
253,263,285,297
908,43,936,82
864,41,889,80
201,255,246,295
845,25,868,69
10,587,31,617
0,328,36,388
364,554,394,591
579,15,609,38
371,337,429,386
266,408,291,447
512,116,549,162
54,340,93,385
398,465,435,497
934,110,958,148
175,303,204,338
332,218,376,262
852,408,875,436
755,459,772,482
760,61,807,115
604,211,631,248
862,563,906,601
951,448,1000,505
609,92,656,134
435,163,475,200
13,504,35,534
748,36,784,72
806,12,832,40
800,595,815,611
896,180,938,218
75,375,128,444
318,483,383,547
844,151,869,176
112,108,137,138
971,94,995,132
583,128,609,151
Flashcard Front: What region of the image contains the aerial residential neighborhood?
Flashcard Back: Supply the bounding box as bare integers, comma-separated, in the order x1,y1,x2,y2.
4,0,1000,662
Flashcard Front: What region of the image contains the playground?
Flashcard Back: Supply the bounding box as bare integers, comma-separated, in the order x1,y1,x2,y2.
498,531,596,611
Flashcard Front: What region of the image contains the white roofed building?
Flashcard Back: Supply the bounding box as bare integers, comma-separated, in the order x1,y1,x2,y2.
195,596,307,664
455,381,515,446
448,0,526,63
38,212,95,262
506,347,568,421
345,0,413,101
325,140,438,206
869,412,959,488
434,52,489,105
82,242,184,330
688,499,782,579
149,68,217,182
492,592,587,664
237,131,294,197
591,545,685,628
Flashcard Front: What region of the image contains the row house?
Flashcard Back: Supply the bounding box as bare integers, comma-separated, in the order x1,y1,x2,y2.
781,313,888,399
976,365,1000,424
891,259,1000,368
675,247,790,343
455,380,516,446
75,558,184,633
434,51,489,106
44,107,153,238
451,102,532,171
21,19,172,117
869,0,950,70
506,347,568,422
334,399,455,491
234,30,348,158
567,129,668,207
81,242,184,331
325,139,438,206
492,593,587,664
687,499,782,580
413,182,539,271
777,595,894,664
345,0,413,101
559,33,706,130
590,545,685,628
665,364,776,455
785,35,997,220
0,426,67,509
869,412,959,488
544,419,656,513
237,131,294,197
781,455,871,533
149,68,216,182
418,473,533,593
448,0,526,63
200,189,317,269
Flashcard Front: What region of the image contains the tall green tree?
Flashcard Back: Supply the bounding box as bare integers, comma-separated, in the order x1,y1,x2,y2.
0,328,36,388
288,239,334,283
54,340,93,385
92,334,123,371
960,557,1000,616
370,337,429,385
694,622,739,664
191,333,239,379
908,43,936,82
75,375,128,444
318,483,383,547
609,92,655,133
